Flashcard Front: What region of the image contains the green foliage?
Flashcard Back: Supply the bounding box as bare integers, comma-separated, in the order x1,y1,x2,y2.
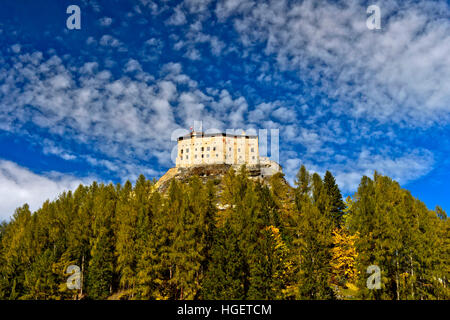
323,171,346,228
0,166,447,300
346,172,450,299
202,221,246,299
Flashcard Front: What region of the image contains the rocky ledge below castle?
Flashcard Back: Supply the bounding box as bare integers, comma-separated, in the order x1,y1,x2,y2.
156,161,283,193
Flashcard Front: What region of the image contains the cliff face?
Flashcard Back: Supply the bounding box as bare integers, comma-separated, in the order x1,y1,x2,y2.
156,163,283,193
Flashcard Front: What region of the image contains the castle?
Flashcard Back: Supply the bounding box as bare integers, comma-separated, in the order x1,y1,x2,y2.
175,131,281,176
156,130,282,191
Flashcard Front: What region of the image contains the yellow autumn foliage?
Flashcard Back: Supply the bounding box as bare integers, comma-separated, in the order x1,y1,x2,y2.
330,228,359,286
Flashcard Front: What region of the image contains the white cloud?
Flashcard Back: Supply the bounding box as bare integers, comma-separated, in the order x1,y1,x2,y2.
0,50,261,175
2,1,447,211
99,34,122,47
42,139,76,160
272,107,297,123
169,19,227,57
10,44,21,54
124,59,143,73
217,0,450,126
184,47,201,60
99,17,113,26
167,5,187,26
0,160,92,221
335,149,435,192
283,148,434,194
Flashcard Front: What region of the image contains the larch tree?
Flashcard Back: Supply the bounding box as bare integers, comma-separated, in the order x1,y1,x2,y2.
293,167,335,299
86,184,116,299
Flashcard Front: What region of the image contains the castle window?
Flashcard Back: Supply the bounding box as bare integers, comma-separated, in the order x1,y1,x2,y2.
201,154,204,158
186,148,189,153
195,155,197,159
229,147,231,151
251,148,254,152
181,149,183,154
180,156,183,160
213,147,216,151
238,148,240,152
207,154,209,158
201,147,204,151
216,154,218,157
207,147,210,151
252,156,255,160
186,155,189,159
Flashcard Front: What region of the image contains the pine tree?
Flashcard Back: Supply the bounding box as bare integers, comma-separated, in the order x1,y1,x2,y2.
114,180,138,298
293,166,334,299
294,165,310,212
62,184,94,299
323,171,345,228
311,172,327,215
295,201,334,299
248,225,291,299
86,184,116,299
0,205,33,299
202,221,246,299
170,176,213,299
135,189,163,299
347,172,449,300
434,206,450,298
197,180,217,297
138,179,184,299
0,165,448,301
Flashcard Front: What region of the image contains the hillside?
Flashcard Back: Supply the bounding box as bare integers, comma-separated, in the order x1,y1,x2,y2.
156,164,286,193
0,165,448,300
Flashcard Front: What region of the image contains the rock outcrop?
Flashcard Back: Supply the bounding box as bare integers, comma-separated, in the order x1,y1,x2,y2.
156,162,283,193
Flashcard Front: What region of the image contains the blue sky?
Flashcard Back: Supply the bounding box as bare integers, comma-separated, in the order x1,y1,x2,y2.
0,0,449,220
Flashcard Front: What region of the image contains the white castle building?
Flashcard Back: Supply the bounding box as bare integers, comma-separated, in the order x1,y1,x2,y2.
175,131,281,176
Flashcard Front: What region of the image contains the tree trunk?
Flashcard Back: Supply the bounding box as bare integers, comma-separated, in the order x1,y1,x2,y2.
395,250,400,300
80,254,85,300
410,255,414,299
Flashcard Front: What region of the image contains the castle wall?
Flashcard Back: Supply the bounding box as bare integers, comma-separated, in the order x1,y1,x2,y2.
176,132,259,168
260,156,282,177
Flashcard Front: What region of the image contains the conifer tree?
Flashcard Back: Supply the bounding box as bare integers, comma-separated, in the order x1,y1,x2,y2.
330,228,358,288
65,185,95,299
202,221,246,299
294,165,310,212
295,200,334,299
135,187,163,299
171,176,213,299
0,164,448,301
248,225,291,299
323,171,345,228
0,205,33,299
138,179,184,299
293,166,334,299
347,172,449,300
311,172,328,215
115,180,138,297
86,185,116,299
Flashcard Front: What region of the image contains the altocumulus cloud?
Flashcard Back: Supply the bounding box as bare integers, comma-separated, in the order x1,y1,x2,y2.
0,50,256,176
282,148,434,193
0,0,449,217
217,0,450,125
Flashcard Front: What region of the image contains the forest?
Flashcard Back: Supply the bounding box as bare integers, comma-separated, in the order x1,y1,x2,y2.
0,165,448,300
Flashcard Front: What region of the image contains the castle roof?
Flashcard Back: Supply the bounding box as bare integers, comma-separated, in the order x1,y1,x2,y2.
178,131,258,141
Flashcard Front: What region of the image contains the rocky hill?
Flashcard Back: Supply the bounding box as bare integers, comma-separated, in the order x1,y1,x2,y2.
156,163,285,193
